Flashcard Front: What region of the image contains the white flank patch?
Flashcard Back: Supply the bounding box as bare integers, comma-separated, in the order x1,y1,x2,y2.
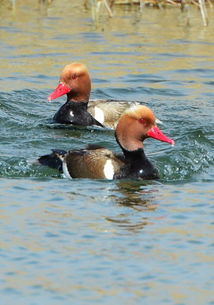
70,110,74,117
94,107,104,124
62,161,72,179
155,118,163,125
103,159,115,180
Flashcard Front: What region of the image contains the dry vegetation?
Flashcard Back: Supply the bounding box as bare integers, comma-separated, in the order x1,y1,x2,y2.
84,0,213,7
84,0,213,26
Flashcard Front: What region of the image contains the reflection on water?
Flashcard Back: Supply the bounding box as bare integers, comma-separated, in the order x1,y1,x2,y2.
113,180,159,209
106,180,159,232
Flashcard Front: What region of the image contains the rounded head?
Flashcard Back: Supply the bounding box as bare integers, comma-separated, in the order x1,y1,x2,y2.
60,63,89,84
48,62,91,102
123,105,155,126
116,105,174,151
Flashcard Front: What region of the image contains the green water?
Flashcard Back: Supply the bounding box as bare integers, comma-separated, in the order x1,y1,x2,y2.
0,1,214,304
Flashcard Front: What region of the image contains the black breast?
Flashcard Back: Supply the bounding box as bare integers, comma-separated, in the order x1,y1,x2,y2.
114,148,160,180
53,101,104,127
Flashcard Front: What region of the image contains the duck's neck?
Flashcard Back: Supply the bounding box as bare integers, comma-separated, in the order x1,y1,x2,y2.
66,100,88,110
66,92,89,103
116,138,159,179
66,96,88,103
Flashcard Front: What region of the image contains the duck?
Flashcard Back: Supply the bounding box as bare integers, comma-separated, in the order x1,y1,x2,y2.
48,62,143,129
38,105,174,180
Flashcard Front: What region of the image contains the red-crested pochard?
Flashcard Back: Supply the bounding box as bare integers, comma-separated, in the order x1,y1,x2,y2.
38,105,174,180
48,62,145,129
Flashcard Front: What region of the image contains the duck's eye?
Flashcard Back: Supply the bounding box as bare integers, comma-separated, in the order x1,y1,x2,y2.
139,118,145,124
71,73,78,80
139,118,148,126
139,118,151,128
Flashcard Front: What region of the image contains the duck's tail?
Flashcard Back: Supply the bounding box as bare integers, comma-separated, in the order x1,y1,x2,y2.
38,149,67,172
